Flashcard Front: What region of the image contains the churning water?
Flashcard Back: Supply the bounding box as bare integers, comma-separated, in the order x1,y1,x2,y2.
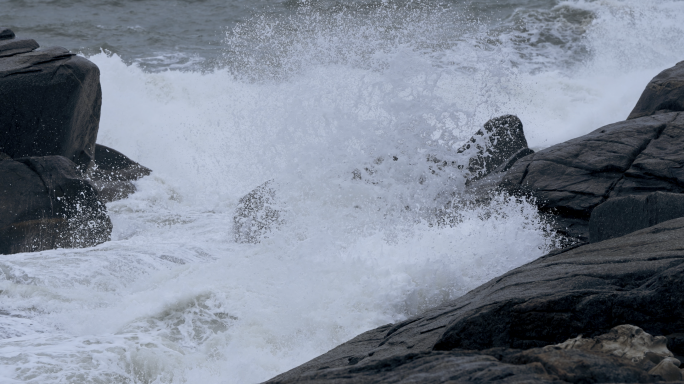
2,0,684,382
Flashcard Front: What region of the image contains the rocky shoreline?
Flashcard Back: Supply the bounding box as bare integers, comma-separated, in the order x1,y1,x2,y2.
4,28,684,383
265,60,684,383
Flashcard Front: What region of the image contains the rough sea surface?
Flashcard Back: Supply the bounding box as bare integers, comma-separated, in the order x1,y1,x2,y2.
1,0,684,383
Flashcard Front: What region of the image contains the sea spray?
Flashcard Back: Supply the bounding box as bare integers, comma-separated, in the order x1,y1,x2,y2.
2,0,684,383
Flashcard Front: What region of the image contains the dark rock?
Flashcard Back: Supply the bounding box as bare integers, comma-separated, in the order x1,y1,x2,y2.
0,156,112,255
628,61,684,119
461,147,536,197
89,179,138,204
500,112,684,241
590,192,684,243
0,47,102,167
0,38,39,57
502,348,659,383
268,342,664,383
87,144,152,203
448,115,531,182
666,334,684,357
268,218,684,382
359,115,532,186
0,28,15,40
92,144,151,179
497,147,535,174
611,113,684,196
501,113,674,216
0,152,10,161
233,181,282,243
268,350,557,384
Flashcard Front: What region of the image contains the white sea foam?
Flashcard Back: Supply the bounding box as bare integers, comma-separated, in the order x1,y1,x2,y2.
2,0,684,383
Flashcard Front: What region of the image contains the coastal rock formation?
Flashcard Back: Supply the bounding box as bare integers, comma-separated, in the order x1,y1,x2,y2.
0,29,144,253
267,217,684,382
0,156,112,255
87,144,152,203
589,192,684,243
500,112,684,241
0,34,102,167
628,60,684,119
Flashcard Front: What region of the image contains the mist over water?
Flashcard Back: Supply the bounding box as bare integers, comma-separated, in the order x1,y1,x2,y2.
2,0,684,383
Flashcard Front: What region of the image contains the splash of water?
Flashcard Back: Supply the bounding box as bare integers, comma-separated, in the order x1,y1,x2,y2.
2,0,684,383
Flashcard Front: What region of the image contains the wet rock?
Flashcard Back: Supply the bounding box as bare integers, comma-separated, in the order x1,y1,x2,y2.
590,192,684,243
268,339,665,383
424,115,532,183
233,181,283,243
0,38,39,57
628,60,684,120
267,217,684,382
0,45,102,167
356,115,532,186
610,113,684,196
548,325,675,367
91,144,151,180
87,144,152,203
500,112,684,241
455,115,531,181
649,358,683,381
501,348,658,383
0,156,112,255
0,28,15,40
268,350,557,384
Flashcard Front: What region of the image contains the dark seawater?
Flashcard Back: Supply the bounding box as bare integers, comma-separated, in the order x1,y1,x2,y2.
4,0,590,71
1,1,684,383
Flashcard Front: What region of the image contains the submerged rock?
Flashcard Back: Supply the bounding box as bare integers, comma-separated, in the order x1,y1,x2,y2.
0,28,15,40
0,32,102,167
0,156,112,255
87,144,152,203
233,181,282,244
628,60,684,119
267,217,684,382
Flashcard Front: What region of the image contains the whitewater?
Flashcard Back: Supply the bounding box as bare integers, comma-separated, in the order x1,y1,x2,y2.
2,0,684,382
